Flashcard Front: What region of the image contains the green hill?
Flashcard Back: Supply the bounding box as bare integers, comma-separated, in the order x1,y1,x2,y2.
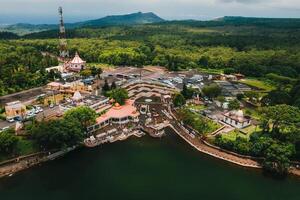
73,12,164,27
0,12,164,35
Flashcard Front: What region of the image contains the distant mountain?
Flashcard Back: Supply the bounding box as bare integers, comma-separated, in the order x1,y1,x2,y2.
0,31,19,39
158,16,300,29
73,12,164,27
2,15,300,37
216,16,300,28
0,12,164,35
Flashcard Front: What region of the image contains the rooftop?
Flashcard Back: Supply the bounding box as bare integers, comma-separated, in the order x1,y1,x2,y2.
96,100,139,124
71,52,85,64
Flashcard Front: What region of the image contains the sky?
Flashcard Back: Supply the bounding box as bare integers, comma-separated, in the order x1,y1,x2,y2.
0,0,300,24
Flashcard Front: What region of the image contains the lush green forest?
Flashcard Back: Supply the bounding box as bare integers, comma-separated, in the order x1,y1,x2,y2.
0,41,58,95
0,18,300,97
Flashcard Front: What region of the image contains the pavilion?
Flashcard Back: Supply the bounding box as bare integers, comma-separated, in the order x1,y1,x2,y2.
64,52,86,72
87,100,140,133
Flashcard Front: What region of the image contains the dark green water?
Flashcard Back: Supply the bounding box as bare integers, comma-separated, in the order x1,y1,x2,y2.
0,132,299,200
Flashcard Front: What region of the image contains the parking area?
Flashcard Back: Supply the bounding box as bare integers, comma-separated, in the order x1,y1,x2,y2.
0,104,61,131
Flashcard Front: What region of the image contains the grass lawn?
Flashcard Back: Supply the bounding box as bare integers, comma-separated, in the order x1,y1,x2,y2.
186,104,207,112
222,125,260,142
239,78,275,92
240,125,261,135
222,130,249,141
206,120,222,134
179,108,221,135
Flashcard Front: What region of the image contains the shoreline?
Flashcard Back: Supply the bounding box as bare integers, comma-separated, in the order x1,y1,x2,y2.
0,147,76,179
1,126,300,179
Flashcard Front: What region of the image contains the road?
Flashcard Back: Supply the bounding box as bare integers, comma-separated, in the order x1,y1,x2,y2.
0,86,46,107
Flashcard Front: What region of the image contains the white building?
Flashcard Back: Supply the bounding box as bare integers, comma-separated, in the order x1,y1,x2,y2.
65,52,86,72
222,110,251,129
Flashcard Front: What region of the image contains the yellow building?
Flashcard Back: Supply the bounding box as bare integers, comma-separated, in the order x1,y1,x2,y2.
5,101,27,119
46,81,87,94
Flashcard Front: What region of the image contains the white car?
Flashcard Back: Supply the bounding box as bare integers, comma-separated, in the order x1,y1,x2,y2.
7,118,14,123
35,107,43,114
26,112,36,119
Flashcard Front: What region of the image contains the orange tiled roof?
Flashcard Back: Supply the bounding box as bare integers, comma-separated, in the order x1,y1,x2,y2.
96,100,139,124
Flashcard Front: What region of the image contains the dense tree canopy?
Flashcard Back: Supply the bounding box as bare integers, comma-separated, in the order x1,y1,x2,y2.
0,41,58,95
202,84,222,99
108,88,129,105
173,93,186,107
228,99,240,111
64,106,97,132
0,21,299,97
0,129,18,154
30,118,83,150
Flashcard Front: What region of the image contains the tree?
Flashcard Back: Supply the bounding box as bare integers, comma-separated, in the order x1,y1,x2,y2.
224,68,236,75
198,56,209,68
236,93,244,101
228,99,240,110
181,83,194,99
261,90,291,106
173,93,186,107
263,142,295,175
260,105,300,137
102,79,110,95
111,81,117,90
80,69,92,78
30,119,83,150
216,96,226,103
0,129,18,154
108,88,129,105
90,66,103,79
64,106,97,132
244,91,260,104
202,84,222,99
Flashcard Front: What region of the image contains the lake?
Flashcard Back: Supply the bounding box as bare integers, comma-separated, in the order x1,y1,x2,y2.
0,130,299,200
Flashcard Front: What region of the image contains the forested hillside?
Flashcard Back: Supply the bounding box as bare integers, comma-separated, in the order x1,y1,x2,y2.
0,41,58,95
0,18,300,97
21,22,300,78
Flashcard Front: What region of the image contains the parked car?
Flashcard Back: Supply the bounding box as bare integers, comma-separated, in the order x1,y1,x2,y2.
49,104,54,108
7,118,14,123
34,107,43,114
26,112,36,119
13,116,22,122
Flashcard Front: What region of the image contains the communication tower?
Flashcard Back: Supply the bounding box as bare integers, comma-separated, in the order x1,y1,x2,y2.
58,7,69,59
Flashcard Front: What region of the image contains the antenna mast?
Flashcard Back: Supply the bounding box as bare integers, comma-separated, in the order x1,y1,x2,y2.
58,7,69,59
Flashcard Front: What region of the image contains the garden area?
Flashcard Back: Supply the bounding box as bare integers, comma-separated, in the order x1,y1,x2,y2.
186,104,207,112
177,108,221,135
238,78,275,92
